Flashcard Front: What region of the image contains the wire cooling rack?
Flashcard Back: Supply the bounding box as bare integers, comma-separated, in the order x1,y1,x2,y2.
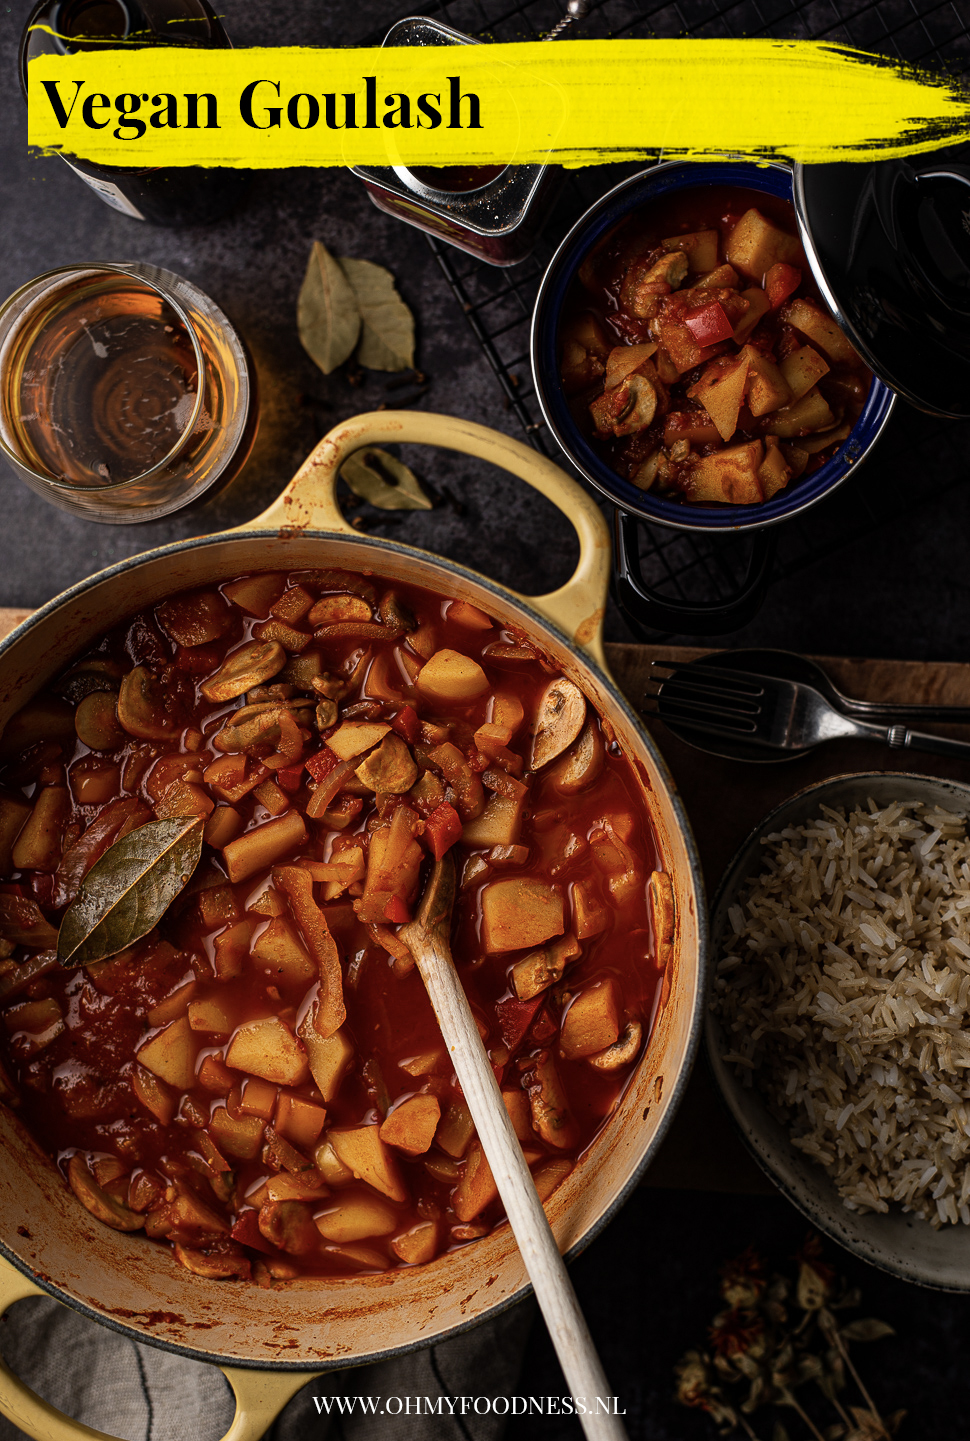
374,0,970,630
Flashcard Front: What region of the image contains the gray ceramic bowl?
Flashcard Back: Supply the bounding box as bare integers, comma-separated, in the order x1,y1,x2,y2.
707,771,970,1291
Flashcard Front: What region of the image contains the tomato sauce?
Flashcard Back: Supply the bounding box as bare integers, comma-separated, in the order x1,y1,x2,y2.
0,569,666,1283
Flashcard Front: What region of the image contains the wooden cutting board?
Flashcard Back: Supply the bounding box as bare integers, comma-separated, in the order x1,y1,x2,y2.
6,610,970,1193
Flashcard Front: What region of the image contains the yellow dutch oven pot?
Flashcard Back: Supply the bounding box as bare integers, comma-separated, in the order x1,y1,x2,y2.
0,412,706,1441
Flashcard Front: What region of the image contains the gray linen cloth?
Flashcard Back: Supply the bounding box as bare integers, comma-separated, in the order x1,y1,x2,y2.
0,1293,534,1441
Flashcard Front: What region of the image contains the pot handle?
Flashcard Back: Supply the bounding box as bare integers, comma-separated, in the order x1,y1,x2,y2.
612,508,776,636
235,410,612,670
0,1255,321,1441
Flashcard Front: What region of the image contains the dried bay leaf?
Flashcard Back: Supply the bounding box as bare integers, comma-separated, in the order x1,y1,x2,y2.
339,257,415,372
298,241,361,375
340,447,432,511
57,816,205,969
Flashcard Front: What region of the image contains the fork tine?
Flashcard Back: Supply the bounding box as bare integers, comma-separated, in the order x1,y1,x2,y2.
649,660,767,696
654,699,760,735
656,677,762,714
650,705,761,740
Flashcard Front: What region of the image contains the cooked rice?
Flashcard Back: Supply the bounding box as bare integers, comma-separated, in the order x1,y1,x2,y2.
713,797,970,1228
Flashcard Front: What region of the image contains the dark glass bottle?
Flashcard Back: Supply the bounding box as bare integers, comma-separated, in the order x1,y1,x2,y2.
19,0,249,225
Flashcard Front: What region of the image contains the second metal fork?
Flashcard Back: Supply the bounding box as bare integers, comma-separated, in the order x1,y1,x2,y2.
646,662,970,760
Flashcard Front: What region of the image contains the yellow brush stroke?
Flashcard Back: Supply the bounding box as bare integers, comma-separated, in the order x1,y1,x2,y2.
26,38,970,169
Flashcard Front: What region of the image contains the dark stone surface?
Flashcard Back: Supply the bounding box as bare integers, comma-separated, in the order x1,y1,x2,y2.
506,1187,970,1439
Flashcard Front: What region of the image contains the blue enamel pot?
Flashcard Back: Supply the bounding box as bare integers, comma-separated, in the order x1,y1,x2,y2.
530,160,896,538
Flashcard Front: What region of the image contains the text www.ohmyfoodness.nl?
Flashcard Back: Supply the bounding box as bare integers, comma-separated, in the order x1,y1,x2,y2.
312,1395,627,1416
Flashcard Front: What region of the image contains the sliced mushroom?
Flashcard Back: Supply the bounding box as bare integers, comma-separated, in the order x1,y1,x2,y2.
173,1241,251,1279
548,719,605,795
355,734,418,794
649,870,675,970
588,1019,643,1071
200,640,287,704
301,569,376,605
530,678,586,770
117,667,184,742
258,1198,320,1256
57,658,125,705
524,1051,578,1150
75,691,126,752
307,594,372,627
612,374,659,437
67,1155,144,1232
313,621,404,645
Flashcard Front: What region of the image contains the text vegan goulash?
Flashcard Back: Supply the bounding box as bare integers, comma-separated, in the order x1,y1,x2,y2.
25,40,970,168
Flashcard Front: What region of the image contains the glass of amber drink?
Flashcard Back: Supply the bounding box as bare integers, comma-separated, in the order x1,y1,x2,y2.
0,262,257,522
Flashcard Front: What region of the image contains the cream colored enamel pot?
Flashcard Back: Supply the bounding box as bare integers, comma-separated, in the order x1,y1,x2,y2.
0,412,706,1441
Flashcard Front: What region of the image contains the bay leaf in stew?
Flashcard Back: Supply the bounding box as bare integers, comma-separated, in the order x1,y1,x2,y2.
340,447,432,511
57,816,205,968
297,241,361,376
340,257,415,372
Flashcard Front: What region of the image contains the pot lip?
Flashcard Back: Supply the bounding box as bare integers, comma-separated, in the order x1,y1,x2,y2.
530,158,897,534
0,523,708,1367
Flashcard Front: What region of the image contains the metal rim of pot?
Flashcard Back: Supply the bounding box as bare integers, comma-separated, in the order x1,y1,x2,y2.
0,410,708,1441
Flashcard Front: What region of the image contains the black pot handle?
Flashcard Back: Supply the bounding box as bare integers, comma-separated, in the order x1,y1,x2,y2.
612,508,777,637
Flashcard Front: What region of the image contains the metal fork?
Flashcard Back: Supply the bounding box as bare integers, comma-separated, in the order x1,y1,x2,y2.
646,662,970,759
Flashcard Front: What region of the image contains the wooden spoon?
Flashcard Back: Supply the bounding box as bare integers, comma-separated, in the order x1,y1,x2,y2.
400,856,628,1441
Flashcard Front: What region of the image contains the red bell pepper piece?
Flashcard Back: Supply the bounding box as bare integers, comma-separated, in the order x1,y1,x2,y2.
425,802,463,861
389,705,419,745
306,748,339,784
383,894,411,925
230,1210,278,1256
683,300,734,347
765,263,801,309
496,996,542,1053
275,763,306,794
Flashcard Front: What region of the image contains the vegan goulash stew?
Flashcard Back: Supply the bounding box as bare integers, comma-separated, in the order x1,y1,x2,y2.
0,570,670,1283
560,187,873,505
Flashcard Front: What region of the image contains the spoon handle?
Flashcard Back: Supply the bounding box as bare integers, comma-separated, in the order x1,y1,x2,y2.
411,932,628,1441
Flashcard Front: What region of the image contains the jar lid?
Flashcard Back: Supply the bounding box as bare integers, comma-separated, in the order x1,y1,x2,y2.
793,151,970,418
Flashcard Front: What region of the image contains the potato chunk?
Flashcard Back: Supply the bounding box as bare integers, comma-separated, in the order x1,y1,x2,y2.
725,208,801,280
780,344,830,402
739,345,792,417
453,1141,498,1223
315,1189,398,1243
781,297,859,364
251,916,316,985
136,1015,196,1091
683,440,765,505
379,1095,441,1155
417,650,489,704
480,877,565,954
766,387,835,439
688,355,748,442
391,1219,438,1265
225,1016,310,1088
758,437,792,500
663,228,719,272
326,721,391,760
329,1125,408,1202
298,1018,354,1101
11,787,70,872
560,980,620,1060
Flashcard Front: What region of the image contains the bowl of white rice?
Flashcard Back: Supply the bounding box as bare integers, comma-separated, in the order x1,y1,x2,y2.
708,772,970,1290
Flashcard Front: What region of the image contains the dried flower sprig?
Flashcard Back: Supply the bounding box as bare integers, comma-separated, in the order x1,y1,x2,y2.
673,1236,904,1441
